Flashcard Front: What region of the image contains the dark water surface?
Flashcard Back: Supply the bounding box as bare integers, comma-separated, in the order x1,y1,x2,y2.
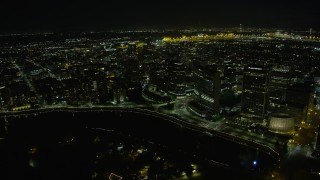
0,111,278,179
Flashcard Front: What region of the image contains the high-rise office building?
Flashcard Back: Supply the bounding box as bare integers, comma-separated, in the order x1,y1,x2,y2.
285,82,313,108
241,65,269,119
124,58,141,87
0,91,3,110
315,76,320,110
284,82,314,123
313,125,320,158
167,59,186,97
268,66,292,112
166,44,187,97
193,63,220,113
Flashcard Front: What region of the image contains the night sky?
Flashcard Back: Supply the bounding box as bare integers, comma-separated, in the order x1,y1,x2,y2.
1,0,320,33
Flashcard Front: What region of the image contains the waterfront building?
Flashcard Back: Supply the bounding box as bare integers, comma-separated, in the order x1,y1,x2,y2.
268,113,295,135
188,63,220,117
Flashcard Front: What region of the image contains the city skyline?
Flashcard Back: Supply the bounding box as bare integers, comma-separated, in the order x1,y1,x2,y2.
1,1,320,177
1,0,320,33
0,26,320,179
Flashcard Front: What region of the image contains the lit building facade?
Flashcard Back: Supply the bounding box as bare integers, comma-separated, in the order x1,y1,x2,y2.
315,76,320,110
241,65,269,119
167,59,187,97
193,64,220,113
268,113,295,135
165,44,187,97
268,66,292,112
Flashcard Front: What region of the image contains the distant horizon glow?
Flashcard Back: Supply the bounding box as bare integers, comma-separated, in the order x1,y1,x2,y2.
0,0,319,33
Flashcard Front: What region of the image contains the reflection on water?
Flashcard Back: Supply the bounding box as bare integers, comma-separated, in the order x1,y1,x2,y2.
0,111,278,179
